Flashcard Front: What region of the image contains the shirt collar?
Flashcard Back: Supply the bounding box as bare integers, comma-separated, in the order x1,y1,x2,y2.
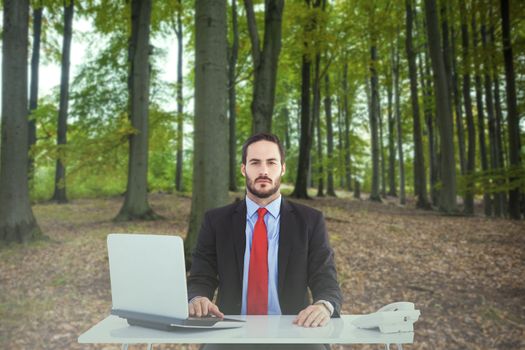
246,194,282,219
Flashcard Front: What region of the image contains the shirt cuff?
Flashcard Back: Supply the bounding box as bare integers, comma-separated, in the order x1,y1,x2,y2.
314,299,334,316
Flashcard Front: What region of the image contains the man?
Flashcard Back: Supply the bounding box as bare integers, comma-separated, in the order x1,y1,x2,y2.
187,133,342,337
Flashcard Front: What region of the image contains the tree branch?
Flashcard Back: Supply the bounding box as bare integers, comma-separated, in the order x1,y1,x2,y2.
243,0,261,68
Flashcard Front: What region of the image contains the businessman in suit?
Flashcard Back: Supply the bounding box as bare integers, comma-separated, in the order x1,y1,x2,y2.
187,132,342,335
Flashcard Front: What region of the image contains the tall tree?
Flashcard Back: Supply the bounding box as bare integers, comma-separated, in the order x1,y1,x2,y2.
174,0,184,192
313,53,324,197
186,0,229,259
244,0,284,133
421,43,439,206
28,1,43,183
115,0,157,220
324,73,337,197
293,40,312,198
228,0,239,192
386,57,397,197
405,0,430,209
424,0,457,213
0,0,42,243
450,25,466,179
282,106,291,150
369,44,381,202
342,61,352,192
378,85,386,198
489,6,507,215
481,13,503,217
393,34,406,205
500,0,522,219
52,0,74,203
460,0,476,215
292,0,318,199
439,2,454,136
473,11,492,216
336,95,345,189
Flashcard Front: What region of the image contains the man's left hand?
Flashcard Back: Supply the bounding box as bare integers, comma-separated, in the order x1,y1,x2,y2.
293,304,331,327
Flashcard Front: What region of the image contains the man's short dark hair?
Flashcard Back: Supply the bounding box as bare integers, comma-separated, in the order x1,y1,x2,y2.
242,132,285,165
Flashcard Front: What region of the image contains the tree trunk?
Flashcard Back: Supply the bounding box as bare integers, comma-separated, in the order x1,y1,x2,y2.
243,0,284,133
187,0,229,261
405,0,430,209
229,0,239,192
354,179,361,199
369,45,381,202
386,55,396,197
472,13,492,216
343,62,352,192
420,46,438,206
115,0,157,221
292,52,312,198
283,107,291,150
416,1,438,206
308,153,313,189
336,95,344,189
450,24,468,210
460,0,476,215
292,0,315,199
28,2,43,184
393,34,406,205
0,0,42,243
313,53,324,197
324,73,336,197
481,18,502,217
425,0,458,213
378,86,386,198
490,11,507,216
500,0,522,220
450,27,466,179
440,3,455,137
175,0,184,192
52,0,74,203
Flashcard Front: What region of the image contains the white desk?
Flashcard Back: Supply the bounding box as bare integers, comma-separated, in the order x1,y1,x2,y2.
78,315,414,349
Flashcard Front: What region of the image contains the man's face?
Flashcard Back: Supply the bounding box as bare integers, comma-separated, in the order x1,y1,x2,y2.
241,140,286,199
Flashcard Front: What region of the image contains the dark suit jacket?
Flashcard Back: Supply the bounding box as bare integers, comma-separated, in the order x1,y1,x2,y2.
187,197,342,316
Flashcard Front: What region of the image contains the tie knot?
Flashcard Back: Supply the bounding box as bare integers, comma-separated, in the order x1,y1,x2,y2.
257,207,268,218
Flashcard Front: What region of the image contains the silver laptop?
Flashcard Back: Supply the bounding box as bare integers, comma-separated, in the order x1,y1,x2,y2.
107,233,244,329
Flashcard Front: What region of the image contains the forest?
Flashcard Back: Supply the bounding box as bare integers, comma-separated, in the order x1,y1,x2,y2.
0,0,524,246
0,0,524,348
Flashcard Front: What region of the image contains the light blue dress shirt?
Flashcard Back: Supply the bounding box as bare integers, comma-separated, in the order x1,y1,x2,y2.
241,195,282,315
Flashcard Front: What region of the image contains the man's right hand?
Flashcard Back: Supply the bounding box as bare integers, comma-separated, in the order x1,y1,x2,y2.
188,296,224,318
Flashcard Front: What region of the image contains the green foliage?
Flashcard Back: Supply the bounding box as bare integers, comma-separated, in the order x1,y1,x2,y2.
457,166,525,196
23,0,525,208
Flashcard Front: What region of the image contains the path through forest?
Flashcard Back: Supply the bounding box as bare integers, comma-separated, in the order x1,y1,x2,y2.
0,192,523,349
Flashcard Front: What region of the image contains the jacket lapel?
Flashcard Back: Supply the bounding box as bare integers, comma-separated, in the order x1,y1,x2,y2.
233,199,247,285
278,198,294,296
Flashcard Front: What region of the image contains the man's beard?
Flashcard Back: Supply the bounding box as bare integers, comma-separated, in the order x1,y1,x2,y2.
246,175,281,199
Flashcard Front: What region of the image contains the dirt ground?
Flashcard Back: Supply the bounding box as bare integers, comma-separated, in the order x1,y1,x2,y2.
0,192,523,350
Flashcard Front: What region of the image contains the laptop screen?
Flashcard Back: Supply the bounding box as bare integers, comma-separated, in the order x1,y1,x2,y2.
107,234,189,319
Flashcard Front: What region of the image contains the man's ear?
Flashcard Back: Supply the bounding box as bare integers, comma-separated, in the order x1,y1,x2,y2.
241,163,246,177
281,163,286,177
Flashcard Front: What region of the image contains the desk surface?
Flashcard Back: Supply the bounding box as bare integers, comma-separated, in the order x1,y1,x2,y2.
78,315,414,344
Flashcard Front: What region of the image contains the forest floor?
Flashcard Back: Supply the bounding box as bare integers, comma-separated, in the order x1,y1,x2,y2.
0,190,524,350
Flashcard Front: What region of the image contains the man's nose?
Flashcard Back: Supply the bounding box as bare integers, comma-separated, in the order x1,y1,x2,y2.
259,164,269,176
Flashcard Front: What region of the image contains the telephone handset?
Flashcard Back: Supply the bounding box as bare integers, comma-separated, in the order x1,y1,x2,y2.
376,301,415,313
351,301,421,333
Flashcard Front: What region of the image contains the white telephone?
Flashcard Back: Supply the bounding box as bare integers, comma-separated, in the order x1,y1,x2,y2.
351,302,421,333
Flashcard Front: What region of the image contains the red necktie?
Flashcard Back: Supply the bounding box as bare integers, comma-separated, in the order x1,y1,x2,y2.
247,207,268,315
